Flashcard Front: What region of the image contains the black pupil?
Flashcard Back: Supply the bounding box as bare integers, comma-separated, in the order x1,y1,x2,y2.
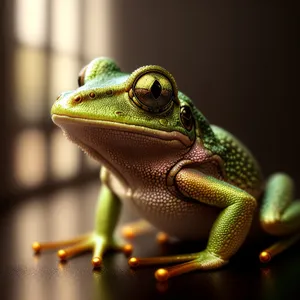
183,107,191,119
151,80,162,99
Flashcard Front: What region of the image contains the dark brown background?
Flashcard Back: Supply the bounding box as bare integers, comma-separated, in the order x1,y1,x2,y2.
0,1,299,299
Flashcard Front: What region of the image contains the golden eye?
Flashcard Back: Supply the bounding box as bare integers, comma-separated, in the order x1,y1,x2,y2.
77,64,88,87
132,72,174,113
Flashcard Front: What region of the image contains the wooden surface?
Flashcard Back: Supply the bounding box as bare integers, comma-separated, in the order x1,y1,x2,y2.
0,179,300,300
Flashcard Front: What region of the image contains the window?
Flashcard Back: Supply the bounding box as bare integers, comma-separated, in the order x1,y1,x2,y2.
5,0,113,197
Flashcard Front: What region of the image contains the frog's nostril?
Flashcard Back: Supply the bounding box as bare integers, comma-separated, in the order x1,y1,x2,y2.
73,95,82,103
89,92,96,98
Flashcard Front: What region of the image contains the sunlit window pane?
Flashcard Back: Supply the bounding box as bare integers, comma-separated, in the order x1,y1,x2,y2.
13,199,46,261
14,46,47,122
49,189,81,238
14,129,47,187
84,0,113,59
49,53,80,108
15,0,47,47
12,0,108,193
50,129,80,180
51,0,80,54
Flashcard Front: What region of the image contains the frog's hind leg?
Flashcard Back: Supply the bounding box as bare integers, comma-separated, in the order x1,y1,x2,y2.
259,173,300,262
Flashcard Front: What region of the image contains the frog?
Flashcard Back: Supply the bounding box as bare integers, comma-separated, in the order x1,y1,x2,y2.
32,57,300,281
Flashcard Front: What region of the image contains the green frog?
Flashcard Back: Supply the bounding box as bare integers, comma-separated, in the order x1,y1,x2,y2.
32,57,300,281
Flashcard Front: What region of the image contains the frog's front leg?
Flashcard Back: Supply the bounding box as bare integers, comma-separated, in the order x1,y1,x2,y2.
129,168,257,281
32,184,132,267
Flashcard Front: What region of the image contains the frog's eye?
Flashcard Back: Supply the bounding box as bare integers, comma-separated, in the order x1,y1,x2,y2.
131,72,174,113
78,65,88,87
180,106,194,131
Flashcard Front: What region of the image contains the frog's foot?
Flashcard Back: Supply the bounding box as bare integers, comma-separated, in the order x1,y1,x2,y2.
32,233,91,254
259,233,300,263
32,233,132,268
129,250,227,281
121,219,154,239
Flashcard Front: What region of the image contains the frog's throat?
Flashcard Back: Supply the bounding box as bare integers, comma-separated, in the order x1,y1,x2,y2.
51,115,192,147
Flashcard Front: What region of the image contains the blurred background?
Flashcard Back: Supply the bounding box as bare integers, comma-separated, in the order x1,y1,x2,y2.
0,0,299,205
0,1,299,299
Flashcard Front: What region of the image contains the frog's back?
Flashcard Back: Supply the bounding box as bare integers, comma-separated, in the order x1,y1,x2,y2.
211,125,264,198
177,92,263,198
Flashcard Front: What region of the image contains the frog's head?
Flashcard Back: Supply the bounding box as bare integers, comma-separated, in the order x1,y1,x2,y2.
51,58,200,179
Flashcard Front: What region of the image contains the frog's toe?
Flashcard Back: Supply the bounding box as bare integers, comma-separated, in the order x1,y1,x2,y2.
122,244,134,256
121,226,136,239
32,233,133,268
120,222,168,245
259,233,300,264
155,268,170,281
129,250,227,280
91,256,102,268
154,252,227,281
32,232,91,254
91,235,133,269
128,253,199,267
120,219,154,240
156,232,170,244
57,237,94,261
32,242,42,253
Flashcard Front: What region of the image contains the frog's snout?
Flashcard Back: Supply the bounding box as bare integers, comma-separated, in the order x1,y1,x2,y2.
55,90,73,102
51,90,74,115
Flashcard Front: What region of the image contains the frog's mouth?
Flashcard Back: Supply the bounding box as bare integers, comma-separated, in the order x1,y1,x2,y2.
52,115,192,147
52,114,193,186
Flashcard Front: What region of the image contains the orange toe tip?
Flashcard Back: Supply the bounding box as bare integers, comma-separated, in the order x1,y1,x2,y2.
32,242,41,253
122,227,135,239
156,232,169,244
259,251,272,263
57,249,67,261
92,257,102,268
128,257,139,267
123,244,133,256
155,268,169,282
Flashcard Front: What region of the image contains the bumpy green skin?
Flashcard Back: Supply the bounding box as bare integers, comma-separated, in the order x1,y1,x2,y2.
179,92,262,193
51,57,300,275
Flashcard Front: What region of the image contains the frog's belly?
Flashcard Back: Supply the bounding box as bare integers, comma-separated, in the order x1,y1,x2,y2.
106,171,220,241
124,188,220,241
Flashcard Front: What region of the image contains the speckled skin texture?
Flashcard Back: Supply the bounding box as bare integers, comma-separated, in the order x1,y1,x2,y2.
176,169,256,258
212,126,262,194
50,57,300,277
59,119,218,240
